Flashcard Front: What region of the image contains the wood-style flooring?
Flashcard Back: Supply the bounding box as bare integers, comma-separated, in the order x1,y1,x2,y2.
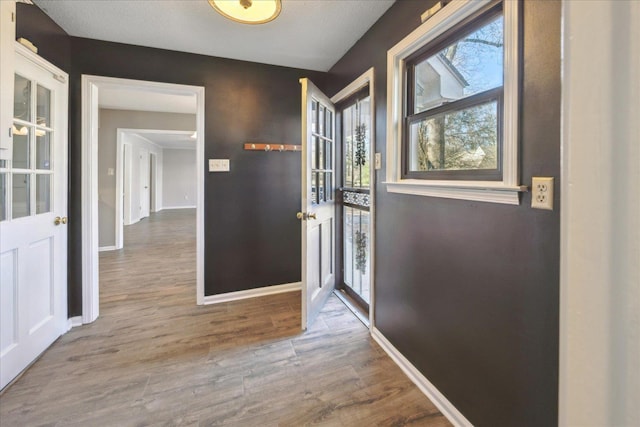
0,209,451,426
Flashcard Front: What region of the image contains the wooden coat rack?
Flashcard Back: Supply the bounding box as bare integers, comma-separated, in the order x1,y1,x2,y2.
244,143,301,152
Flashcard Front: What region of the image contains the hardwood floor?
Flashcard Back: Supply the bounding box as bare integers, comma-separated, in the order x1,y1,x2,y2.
0,209,451,426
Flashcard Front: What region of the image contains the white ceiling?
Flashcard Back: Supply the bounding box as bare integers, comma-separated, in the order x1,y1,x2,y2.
131,130,196,150
99,87,197,114
33,0,395,72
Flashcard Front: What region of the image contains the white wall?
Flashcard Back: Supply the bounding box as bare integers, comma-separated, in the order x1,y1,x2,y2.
560,1,640,426
162,149,197,209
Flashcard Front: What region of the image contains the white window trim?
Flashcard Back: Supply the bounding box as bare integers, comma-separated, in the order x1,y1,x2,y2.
385,0,525,205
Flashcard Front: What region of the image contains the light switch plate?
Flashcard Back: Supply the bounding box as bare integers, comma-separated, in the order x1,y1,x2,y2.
375,153,382,170
209,159,230,172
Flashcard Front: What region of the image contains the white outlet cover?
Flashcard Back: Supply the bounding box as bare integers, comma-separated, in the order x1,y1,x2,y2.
531,177,554,210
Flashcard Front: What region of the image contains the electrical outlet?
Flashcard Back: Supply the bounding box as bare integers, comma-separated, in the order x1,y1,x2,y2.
375,153,382,170
531,177,554,210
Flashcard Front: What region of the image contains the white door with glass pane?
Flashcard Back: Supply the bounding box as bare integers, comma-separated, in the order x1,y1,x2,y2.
0,45,68,390
299,78,336,330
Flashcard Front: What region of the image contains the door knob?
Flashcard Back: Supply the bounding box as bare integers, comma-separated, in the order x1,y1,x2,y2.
296,212,317,220
54,216,62,225
61,217,67,224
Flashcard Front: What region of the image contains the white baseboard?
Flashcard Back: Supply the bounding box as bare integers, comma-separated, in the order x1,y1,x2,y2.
203,282,301,305
67,316,83,331
161,205,196,210
371,328,472,427
98,246,118,252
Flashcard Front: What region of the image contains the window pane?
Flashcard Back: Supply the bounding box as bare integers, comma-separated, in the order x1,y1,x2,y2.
12,126,30,169
414,15,503,114
36,130,51,170
318,172,325,203
0,173,6,222
409,100,498,171
318,136,324,170
36,174,51,214
12,173,30,219
14,74,31,122
342,96,371,189
318,106,325,136
311,101,318,134
37,85,51,128
311,136,317,170
0,159,7,169
311,172,317,205
343,206,370,304
326,110,333,139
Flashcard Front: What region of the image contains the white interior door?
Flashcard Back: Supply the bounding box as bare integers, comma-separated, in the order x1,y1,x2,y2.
139,148,150,219
299,78,336,330
0,44,68,390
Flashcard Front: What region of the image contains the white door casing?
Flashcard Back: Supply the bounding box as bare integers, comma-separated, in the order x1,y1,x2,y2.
0,43,68,390
300,78,336,330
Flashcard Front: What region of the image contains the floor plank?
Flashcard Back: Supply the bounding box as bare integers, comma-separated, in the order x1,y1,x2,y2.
0,209,450,426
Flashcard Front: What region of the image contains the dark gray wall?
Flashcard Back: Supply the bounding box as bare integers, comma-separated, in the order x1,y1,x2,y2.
16,4,327,316
327,1,561,426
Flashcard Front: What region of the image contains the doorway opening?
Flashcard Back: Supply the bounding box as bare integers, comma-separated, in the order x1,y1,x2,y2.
329,68,376,327
81,75,205,324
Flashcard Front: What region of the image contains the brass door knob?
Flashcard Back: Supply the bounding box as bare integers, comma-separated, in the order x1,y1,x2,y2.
54,216,68,226
296,212,317,220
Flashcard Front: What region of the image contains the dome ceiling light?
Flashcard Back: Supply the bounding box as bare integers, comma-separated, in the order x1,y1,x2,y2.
208,0,282,25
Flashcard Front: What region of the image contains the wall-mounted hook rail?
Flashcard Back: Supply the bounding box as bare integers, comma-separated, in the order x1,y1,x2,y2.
244,143,301,152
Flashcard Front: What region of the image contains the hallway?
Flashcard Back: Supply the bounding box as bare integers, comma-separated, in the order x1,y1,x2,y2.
0,210,449,426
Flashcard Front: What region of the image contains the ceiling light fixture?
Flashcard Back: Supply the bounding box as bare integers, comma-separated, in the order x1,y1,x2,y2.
208,0,282,25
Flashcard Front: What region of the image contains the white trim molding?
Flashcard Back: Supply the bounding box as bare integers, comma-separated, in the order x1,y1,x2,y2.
385,0,523,205
162,205,197,210
559,1,640,425
203,282,301,305
82,75,206,324
98,246,118,252
371,328,472,427
330,67,376,329
67,316,83,331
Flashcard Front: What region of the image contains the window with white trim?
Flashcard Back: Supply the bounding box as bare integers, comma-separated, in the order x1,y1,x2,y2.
385,0,524,205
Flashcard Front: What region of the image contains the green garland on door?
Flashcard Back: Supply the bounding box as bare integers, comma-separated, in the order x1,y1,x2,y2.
355,123,367,167
355,229,368,274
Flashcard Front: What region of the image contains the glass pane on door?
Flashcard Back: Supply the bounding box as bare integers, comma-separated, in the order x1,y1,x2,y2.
12,128,29,169
36,85,51,128
0,173,7,221
36,174,51,214
36,131,51,170
14,74,31,122
12,173,30,219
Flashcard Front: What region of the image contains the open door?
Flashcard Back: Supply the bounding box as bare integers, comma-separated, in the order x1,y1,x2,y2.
1,45,68,390
299,78,336,330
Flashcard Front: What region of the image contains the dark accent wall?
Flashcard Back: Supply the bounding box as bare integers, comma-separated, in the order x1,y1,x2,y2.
327,1,560,426
17,5,326,316
15,3,71,71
